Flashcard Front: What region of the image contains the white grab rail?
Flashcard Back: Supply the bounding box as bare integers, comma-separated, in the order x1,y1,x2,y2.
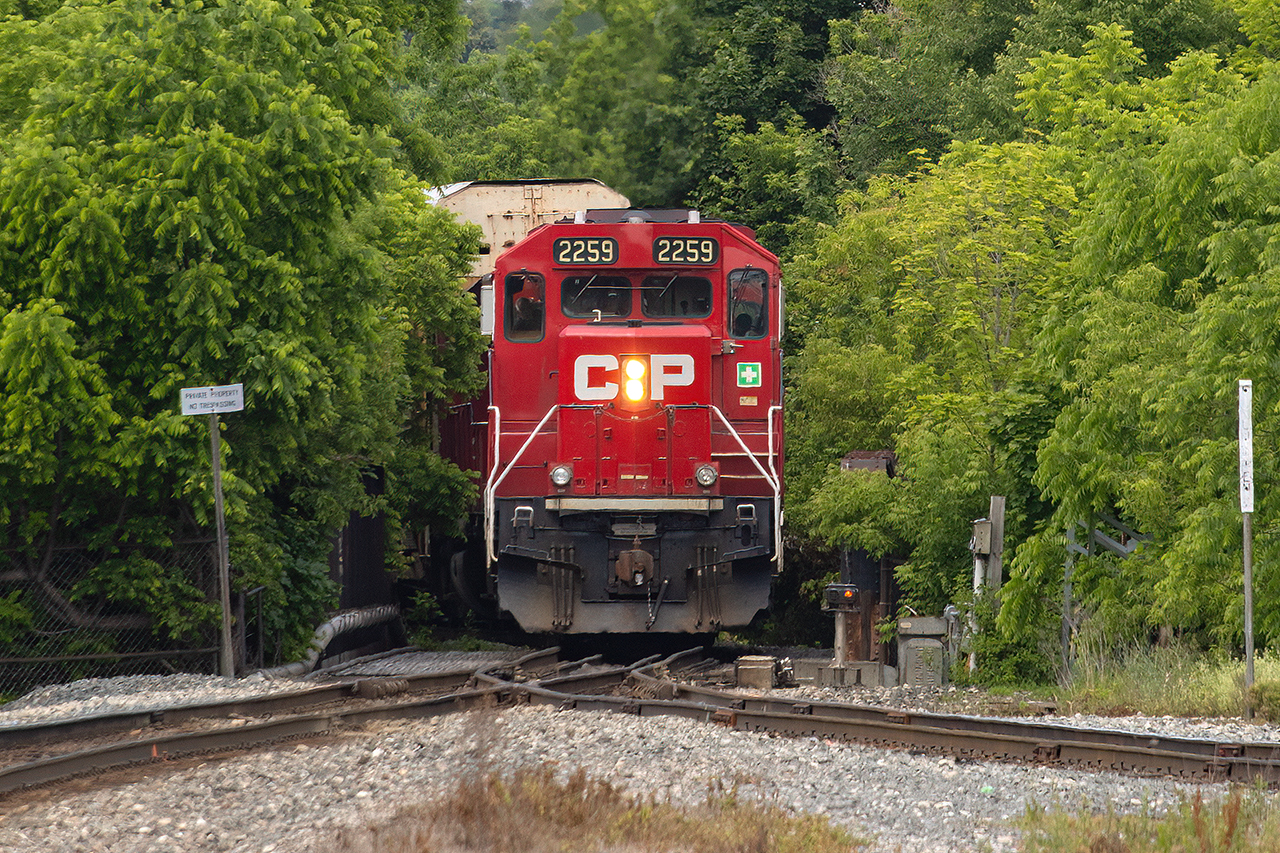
484,404,559,565
710,405,783,574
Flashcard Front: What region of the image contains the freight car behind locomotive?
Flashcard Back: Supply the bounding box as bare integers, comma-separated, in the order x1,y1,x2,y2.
447,207,783,634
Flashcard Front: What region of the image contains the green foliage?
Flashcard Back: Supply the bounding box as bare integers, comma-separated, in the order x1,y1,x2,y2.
1249,680,1280,722
787,139,1073,613
687,113,841,256
0,0,483,659
948,0,1242,144
960,594,1057,686
70,555,217,640
403,589,444,647
1021,788,1280,853
0,590,33,645
1003,20,1280,652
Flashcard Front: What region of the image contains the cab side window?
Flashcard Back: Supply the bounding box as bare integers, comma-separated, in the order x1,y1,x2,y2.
504,272,545,342
728,268,768,338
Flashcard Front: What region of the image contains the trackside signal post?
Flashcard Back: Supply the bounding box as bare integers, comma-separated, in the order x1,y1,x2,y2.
180,383,245,678
1240,379,1255,715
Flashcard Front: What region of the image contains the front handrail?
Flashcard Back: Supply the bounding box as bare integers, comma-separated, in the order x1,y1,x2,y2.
709,405,783,574
484,404,560,565
485,402,782,575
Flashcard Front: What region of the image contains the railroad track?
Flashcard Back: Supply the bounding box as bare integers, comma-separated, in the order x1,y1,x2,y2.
3,647,1280,799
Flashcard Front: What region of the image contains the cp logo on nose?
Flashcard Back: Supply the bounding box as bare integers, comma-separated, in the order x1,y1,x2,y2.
573,354,695,402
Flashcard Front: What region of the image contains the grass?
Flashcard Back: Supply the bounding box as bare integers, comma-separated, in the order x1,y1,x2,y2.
410,633,518,653
1055,645,1280,718
332,765,869,853
1019,787,1280,852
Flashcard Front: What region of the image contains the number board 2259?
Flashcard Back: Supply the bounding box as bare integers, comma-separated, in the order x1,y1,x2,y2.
553,237,618,265
653,237,719,265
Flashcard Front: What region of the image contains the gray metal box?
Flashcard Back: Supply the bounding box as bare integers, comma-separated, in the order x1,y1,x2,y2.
971,520,993,554
901,638,946,687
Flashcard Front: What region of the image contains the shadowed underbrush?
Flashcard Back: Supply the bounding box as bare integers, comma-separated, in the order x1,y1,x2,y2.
333,765,868,852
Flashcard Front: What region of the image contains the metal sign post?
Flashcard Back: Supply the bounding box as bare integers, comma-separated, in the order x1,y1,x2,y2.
181,383,245,678
1239,379,1255,715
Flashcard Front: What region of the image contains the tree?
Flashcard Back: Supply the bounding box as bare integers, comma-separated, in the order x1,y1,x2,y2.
1001,17,1280,653
0,0,482,656
787,140,1075,614
687,114,842,256
947,0,1242,144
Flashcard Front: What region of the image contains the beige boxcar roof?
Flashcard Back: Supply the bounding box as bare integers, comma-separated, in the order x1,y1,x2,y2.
431,179,631,280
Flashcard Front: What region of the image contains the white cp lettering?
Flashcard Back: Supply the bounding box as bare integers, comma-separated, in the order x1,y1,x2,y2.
573,353,696,401
649,353,694,400
574,354,619,401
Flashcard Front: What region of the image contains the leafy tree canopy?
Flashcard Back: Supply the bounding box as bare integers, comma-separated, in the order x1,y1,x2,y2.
0,0,482,653
787,140,1074,612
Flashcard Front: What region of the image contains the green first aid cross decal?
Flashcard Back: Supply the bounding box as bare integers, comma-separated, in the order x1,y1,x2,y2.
737,362,762,387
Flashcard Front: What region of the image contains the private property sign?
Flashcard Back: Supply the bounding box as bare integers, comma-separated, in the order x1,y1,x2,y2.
181,383,244,416
179,381,242,678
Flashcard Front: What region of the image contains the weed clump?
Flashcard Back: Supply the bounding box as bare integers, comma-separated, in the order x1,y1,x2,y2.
1247,680,1280,722
333,764,868,852
1020,788,1280,852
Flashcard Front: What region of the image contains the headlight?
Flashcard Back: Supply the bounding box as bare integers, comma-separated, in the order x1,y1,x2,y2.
622,357,647,402
550,465,573,487
695,464,718,487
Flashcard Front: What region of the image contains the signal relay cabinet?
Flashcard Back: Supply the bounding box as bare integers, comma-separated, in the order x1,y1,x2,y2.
898,616,951,688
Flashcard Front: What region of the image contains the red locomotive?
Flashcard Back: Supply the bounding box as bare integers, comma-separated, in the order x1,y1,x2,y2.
449,206,782,635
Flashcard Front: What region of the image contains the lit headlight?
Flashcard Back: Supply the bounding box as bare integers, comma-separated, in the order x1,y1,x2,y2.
550,465,573,487
622,357,647,402
695,464,718,487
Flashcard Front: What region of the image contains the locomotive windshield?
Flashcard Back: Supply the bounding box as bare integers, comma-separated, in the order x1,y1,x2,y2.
561,275,632,318
640,275,712,318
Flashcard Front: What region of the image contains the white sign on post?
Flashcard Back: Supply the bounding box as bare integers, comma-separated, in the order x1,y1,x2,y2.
181,384,245,416
1240,379,1254,513
179,381,243,678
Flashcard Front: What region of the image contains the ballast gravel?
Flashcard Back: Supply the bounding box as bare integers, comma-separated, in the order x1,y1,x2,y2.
0,674,1252,853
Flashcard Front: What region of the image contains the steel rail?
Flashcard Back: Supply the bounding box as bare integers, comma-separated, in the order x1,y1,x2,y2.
0,650,638,796
0,685,517,795
626,658,1280,785
627,667,1280,768
0,647,565,797
0,647,559,764
7,647,1280,798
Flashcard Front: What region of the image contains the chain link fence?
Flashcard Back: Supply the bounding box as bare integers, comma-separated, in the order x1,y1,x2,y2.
0,539,223,698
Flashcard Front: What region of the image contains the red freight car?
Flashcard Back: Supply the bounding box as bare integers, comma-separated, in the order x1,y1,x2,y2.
462,208,782,634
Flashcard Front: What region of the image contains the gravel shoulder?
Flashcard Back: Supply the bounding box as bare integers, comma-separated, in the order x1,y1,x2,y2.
0,673,1253,853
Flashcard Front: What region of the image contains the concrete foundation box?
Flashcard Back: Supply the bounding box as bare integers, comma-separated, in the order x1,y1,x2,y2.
790,658,825,685
901,638,946,687
735,655,776,689
818,662,896,687
897,616,951,687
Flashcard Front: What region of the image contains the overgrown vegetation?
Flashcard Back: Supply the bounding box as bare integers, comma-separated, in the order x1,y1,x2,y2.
1020,788,1280,853
0,0,484,660
1055,645,1280,719
6,0,1280,680
332,765,868,853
